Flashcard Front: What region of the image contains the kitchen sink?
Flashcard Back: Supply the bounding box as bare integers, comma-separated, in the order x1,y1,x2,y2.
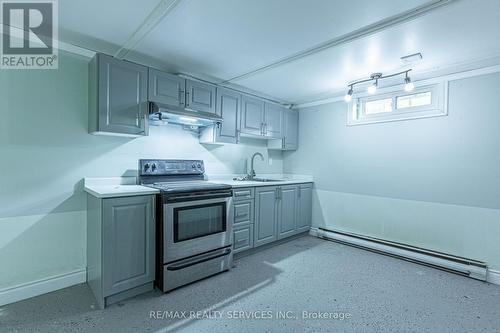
233,177,286,182
252,178,286,182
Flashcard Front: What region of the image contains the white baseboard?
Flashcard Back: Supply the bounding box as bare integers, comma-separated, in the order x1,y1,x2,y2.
487,269,500,286
0,269,86,306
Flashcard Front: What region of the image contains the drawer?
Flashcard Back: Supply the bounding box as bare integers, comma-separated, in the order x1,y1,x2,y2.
233,225,254,253
233,200,254,224
233,187,254,201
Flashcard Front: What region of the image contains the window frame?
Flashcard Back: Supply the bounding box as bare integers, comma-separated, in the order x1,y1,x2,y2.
347,82,448,126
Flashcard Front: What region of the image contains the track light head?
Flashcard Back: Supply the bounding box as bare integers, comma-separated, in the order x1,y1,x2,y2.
344,86,353,102
367,73,382,94
404,74,415,92
367,81,377,94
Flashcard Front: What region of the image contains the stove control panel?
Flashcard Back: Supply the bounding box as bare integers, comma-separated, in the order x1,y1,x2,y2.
139,159,205,176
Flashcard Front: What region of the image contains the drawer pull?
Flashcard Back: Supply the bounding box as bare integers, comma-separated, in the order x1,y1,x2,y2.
235,212,249,218
235,191,250,197
235,239,248,245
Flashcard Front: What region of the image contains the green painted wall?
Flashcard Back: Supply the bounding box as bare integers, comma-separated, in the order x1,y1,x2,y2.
0,52,283,290
284,72,500,270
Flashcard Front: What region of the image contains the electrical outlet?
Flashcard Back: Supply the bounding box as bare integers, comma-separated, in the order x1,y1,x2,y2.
268,158,273,166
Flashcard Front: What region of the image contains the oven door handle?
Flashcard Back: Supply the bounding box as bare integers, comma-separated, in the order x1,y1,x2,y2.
166,191,233,202
166,248,232,271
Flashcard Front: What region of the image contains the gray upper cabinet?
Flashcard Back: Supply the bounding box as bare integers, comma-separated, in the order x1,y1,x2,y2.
216,88,240,142
89,53,149,136
199,87,241,144
254,186,278,247
297,184,312,233
278,185,298,239
283,110,299,150
267,109,298,150
102,195,155,298
148,69,186,107
264,103,284,138
241,95,265,136
186,79,217,114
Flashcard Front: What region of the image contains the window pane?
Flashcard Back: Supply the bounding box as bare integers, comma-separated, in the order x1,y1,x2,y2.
397,92,432,109
364,98,393,115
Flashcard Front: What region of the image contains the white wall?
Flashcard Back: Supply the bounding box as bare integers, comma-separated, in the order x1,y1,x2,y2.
0,52,283,292
284,72,500,271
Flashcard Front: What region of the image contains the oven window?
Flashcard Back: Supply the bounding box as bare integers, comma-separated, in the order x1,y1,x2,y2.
173,202,227,242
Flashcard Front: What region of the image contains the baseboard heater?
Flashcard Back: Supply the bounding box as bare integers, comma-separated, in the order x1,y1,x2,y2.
311,227,487,281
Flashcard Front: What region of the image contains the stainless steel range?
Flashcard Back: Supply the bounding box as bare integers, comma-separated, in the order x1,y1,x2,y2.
138,159,233,292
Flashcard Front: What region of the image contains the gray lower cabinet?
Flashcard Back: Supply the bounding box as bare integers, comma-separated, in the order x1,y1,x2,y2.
87,194,155,308
254,186,279,247
232,183,312,254
233,224,254,253
199,87,241,144
277,185,298,239
297,184,313,232
89,53,149,136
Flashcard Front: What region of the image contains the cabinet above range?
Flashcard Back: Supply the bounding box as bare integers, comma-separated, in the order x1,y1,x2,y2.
88,53,299,150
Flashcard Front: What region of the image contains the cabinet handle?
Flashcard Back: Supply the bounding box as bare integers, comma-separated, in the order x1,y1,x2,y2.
264,123,267,136
282,136,286,149
179,89,185,106
235,191,250,197
143,113,149,134
235,239,247,245
235,211,249,218
236,129,240,143
186,91,190,107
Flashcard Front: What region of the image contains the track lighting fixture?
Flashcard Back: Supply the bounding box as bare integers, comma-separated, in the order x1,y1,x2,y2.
404,72,414,92
344,69,414,102
344,85,353,102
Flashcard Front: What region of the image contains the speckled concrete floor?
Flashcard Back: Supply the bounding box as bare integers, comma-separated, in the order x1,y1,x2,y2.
2,236,500,333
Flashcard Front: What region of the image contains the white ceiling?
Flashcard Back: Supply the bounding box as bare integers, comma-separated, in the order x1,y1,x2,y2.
58,0,500,105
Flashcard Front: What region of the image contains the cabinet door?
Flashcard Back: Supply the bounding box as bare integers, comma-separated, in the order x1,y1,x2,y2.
98,54,148,135
186,79,217,114
216,87,241,143
148,69,185,107
283,110,299,150
297,184,312,232
241,95,265,136
278,185,298,239
254,186,278,247
264,103,284,138
102,195,155,297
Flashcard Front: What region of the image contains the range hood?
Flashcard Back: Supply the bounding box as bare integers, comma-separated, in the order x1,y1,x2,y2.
149,102,222,127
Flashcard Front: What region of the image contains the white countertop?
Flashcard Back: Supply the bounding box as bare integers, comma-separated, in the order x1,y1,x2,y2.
207,174,313,188
84,174,313,198
84,177,159,198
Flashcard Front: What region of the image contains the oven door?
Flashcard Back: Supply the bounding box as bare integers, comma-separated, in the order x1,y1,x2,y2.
164,194,233,263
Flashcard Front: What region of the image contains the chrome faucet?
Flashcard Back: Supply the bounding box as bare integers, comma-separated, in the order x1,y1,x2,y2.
248,152,264,180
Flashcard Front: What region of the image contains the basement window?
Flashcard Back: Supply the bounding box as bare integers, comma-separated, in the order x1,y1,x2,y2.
347,82,447,126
